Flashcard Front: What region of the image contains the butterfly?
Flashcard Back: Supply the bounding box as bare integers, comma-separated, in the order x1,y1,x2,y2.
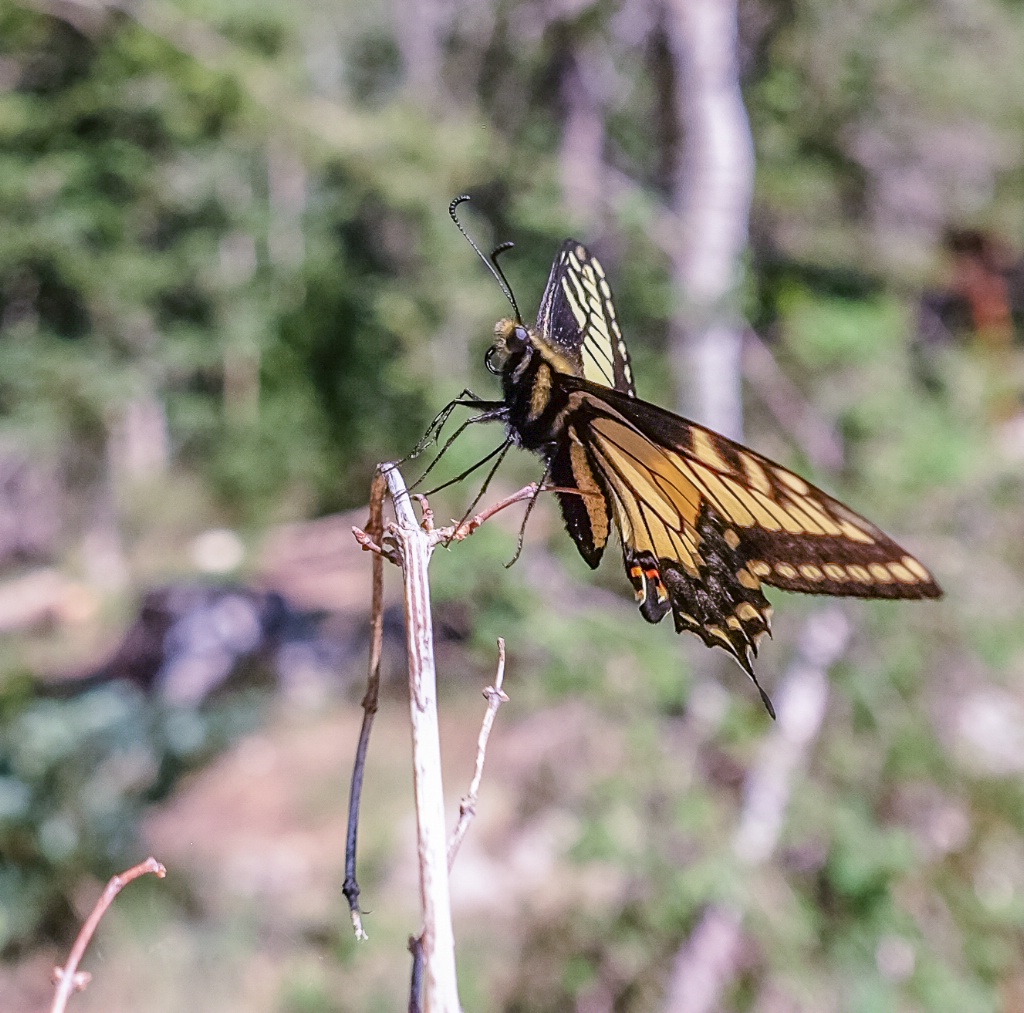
440,199,942,716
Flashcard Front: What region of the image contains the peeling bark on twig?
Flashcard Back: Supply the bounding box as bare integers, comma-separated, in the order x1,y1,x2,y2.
382,465,461,1012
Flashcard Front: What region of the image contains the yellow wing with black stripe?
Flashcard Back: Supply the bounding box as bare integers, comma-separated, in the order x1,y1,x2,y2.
546,378,941,716
536,240,636,396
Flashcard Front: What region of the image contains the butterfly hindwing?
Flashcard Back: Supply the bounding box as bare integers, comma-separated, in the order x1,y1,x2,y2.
537,240,636,396
547,377,940,697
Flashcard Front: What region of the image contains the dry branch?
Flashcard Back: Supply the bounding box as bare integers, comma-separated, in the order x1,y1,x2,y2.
343,470,388,940
346,468,537,1008
383,465,461,1012
50,857,166,1013
350,465,528,1012
447,638,509,869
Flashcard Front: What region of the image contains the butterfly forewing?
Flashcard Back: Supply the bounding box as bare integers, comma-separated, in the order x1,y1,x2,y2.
537,240,636,396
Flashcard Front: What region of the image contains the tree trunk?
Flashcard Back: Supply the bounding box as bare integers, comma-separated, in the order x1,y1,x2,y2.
664,0,754,440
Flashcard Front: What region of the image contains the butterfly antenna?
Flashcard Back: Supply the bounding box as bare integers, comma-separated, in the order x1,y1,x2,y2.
449,195,523,323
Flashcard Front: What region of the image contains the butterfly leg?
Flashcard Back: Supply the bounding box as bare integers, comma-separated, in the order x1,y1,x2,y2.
410,404,509,490
450,481,542,542
421,437,511,497
503,458,554,568
448,439,513,525
409,391,501,460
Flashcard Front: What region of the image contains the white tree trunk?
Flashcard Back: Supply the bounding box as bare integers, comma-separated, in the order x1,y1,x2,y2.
665,0,754,440
560,51,606,224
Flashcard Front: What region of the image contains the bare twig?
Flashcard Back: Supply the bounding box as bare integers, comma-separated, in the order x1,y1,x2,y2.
447,482,541,542
447,639,509,869
50,857,166,1013
408,934,425,1013
344,470,389,941
445,481,601,544
663,607,850,1013
382,463,461,1012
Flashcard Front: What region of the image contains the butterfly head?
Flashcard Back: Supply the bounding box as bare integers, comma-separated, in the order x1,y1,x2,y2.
486,318,533,376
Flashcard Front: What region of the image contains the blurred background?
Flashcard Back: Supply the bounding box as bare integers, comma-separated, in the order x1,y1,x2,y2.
1,0,1024,1009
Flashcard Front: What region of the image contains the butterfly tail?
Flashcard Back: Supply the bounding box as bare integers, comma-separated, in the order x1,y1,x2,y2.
625,543,777,716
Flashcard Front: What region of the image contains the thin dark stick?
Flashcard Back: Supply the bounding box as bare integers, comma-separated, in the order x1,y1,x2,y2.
50,857,166,1013
408,934,424,1013
343,469,388,940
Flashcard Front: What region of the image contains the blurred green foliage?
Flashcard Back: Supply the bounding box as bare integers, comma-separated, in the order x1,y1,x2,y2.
0,675,273,952
3,0,1024,1009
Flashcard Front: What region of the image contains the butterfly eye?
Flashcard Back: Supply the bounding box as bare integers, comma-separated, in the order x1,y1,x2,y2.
508,325,529,352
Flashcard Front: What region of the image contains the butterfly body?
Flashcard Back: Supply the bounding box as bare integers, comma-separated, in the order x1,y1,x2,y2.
475,238,941,713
